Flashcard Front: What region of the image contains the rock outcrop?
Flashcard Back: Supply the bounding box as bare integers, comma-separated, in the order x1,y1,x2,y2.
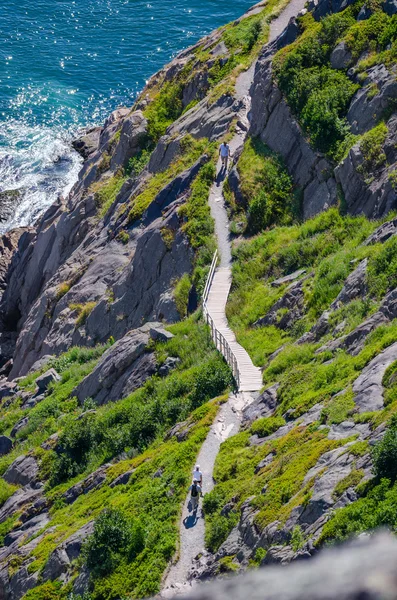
180,534,397,600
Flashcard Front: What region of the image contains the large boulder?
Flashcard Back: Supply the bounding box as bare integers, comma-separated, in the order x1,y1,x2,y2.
72,328,156,405
254,279,306,330
330,259,368,309
0,436,12,456
35,368,60,392
110,110,148,170
330,41,353,69
347,65,397,135
335,115,397,218
3,456,39,486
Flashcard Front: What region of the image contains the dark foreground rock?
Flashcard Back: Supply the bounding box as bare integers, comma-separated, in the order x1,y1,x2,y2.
171,533,397,600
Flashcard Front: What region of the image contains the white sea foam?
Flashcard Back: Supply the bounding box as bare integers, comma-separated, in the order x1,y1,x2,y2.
0,120,82,234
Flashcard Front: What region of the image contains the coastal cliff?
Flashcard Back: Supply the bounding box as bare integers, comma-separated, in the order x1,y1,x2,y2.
0,0,396,598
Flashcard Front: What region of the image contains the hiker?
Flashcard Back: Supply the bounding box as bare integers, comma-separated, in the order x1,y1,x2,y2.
189,479,201,511
192,464,203,487
219,141,231,168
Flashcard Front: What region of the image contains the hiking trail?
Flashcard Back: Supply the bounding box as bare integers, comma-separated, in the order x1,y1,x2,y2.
162,1,307,594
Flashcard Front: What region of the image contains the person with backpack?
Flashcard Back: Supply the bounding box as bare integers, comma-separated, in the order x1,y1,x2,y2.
189,479,201,511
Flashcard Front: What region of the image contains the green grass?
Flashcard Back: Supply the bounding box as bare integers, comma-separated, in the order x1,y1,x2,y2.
174,274,191,318
69,302,97,328
90,173,127,218
204,424,344,551
230,137,296,233
127,136,213,223
356,122,388,183
319,477,397,544
26,400,223,599
227,208,379,367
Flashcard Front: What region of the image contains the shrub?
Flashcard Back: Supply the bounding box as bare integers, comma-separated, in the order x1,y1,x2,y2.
273,12,359,158
372,413,397,480
357,122,388,182
205,514,234,552
0,479,17,507
126,148,151,178
117,230,129,245
90,173,126,218
174,274,191,318
236,138,295,232
190,361,233,407
69,302,97,328
367,235,397,298
332,469,364,500
251,416,286,437
56,282,71,301
83,508,144,578
290,525,305,551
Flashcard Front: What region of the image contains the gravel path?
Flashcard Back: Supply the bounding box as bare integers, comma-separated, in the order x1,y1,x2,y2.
162,392,255,597
161,0,307,593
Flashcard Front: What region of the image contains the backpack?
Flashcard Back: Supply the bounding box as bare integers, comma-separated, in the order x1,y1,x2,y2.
191,483,199,498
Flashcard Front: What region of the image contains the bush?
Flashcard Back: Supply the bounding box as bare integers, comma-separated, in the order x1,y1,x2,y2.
126,148,151,178
368,235,397,298
174,274,191,318
190,361,233,408
83,508,145,578
69,302,97,328
273,12,360,158
251,416,286,437
205,514,234,552
236,138,295,233
372,414,397,481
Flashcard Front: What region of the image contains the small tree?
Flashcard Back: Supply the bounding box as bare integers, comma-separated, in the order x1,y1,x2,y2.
83,508,144,578
372,414,397,481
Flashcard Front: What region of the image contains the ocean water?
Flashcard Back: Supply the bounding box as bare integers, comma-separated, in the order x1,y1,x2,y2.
0,0,255,233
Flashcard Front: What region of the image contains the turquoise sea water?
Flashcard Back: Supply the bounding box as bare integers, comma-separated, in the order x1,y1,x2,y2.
0,0,254,231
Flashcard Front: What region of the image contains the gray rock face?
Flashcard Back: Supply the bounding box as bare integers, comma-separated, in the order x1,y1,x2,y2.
271,269,306,288
330,259,367,309
178,533,397,600
0,436,12,456
330,41,352,69
352,341,397,413
10,417,28,438
298,449,354,525
3,456,39,486
250,50,337,220
319,283,397,356
364,216,397,245
63,465,109,504
158,356,180,377
335,115,397,219
0,380,17,401
0,485,43,525
35,368,60,392
109,470,135,488
242,384,279,426
72,127,101,159
110,110,148,170
41,521,94,584
73,328,156,405
347,65,397,135
149,326,174,343
308,0,356,20
254,279,306,330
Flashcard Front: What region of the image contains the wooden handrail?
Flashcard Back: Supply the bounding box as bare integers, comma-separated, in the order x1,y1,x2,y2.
202,249,218,304
202,251,240,389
